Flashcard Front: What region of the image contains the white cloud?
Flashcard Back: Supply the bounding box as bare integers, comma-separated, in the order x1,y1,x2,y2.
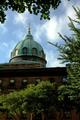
66,6,76,21
31,2,80,67
2,42,9,47
0,23,7,34
0,42,9,51
35,2,80,44
42,17,60,42
13,29,25,40
14,10,29,25
46,50,65,67
62,0,80,20
35,15,68,43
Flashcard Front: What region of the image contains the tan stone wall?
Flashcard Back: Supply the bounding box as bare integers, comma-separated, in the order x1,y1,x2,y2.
0,75,63,94
0,63,43,69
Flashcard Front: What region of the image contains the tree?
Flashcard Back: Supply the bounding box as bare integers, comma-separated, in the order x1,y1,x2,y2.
0,91,23,119
0,81,58,119
49,6,80,112
0,0,70,23
49,6,80,83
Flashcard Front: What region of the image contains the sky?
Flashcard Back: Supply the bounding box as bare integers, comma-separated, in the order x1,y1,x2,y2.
0,0,80,67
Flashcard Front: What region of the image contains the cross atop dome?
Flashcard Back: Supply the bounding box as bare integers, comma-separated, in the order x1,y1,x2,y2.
28,23,31,35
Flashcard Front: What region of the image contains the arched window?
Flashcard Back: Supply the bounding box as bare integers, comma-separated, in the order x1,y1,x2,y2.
15,49,18,56
22,47,28,54
11,52,13,57
32,48,37,55
41,50,45,58
9,80,15,89
22,79,28,88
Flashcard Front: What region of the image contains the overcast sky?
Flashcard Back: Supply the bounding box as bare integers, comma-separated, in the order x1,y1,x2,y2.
0,0,80,67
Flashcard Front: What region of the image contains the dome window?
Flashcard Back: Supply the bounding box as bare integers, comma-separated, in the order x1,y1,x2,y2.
15,49,18,56
22,47,28,54
11,52,13,57
41,50,45,58
32,48,37,55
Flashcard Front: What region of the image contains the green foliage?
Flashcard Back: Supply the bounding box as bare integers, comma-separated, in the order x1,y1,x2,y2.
58,81,80,111
0,81,58,117
0,91,23,117
48,6,80,111
49,7,80,64
21,81,58,114
54,7,80,111
0,0,70,23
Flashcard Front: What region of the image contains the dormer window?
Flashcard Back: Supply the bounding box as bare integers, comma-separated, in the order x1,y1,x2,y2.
32,48,37,55
22,47,28,54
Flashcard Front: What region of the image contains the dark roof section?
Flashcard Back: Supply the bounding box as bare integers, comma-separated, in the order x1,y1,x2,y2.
0,67,67,77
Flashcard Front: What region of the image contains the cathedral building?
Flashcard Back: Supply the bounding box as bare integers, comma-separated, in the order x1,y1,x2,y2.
0,27,67,94
0,27,70,120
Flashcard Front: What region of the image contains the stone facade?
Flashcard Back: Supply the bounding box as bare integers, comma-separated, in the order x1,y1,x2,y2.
0,63,67,94
0,63,68,120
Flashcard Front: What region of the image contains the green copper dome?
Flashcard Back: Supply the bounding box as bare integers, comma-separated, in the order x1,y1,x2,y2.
9,27,47,68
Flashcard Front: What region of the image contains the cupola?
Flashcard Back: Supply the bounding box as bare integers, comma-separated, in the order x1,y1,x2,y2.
9,26,47,68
